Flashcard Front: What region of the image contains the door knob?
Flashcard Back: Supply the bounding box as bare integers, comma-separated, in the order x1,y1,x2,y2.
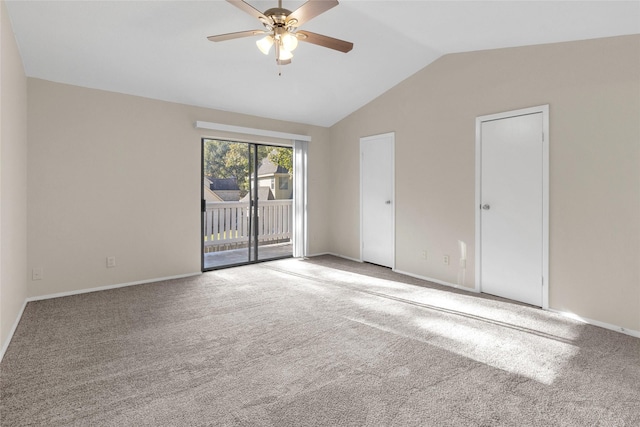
385,200,392,205
482,204,490,210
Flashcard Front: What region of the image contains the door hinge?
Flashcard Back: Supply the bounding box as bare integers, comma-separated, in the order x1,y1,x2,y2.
542,132,545,142
201,199,206,212
541,276,544,287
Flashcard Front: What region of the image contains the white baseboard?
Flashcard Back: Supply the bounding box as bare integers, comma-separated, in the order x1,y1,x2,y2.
0,299,29,363
547,309,640,338
393,269,479,293
26,272,202,302
308,252,363,263
305,251,330,258
397,270,639,338
3,266,635,365
282,255,640,339
309,256,478,294
377,268,640,339
1,272,201,363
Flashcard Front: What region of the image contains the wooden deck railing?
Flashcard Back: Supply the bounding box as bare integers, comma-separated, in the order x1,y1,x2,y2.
204,200,293,251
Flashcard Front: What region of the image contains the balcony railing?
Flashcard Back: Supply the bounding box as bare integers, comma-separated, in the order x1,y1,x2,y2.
203,200,293,252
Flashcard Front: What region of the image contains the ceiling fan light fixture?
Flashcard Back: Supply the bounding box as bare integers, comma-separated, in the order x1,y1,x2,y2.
256,35,274,55
281,32,298,52
278,47,293,61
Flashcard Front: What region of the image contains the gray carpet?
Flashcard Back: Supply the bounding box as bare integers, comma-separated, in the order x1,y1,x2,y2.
1,255,639,426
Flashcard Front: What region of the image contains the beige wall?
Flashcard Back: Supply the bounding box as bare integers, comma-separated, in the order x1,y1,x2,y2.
1,0,29,350
27,79,331,297
11,29,640,344
329,35,640,332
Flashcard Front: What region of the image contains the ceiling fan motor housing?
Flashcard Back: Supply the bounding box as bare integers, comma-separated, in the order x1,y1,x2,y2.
263,8,294,27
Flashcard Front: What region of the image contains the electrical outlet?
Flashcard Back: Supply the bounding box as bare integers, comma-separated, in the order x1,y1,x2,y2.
32,268,43,281
106,256,116,268
421,250,428,260
443,255,450,265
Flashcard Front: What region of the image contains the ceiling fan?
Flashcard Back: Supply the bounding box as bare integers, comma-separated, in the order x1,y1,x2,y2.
207,0,353,66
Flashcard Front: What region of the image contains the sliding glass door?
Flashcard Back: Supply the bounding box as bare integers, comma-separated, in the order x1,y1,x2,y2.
201,139,293,270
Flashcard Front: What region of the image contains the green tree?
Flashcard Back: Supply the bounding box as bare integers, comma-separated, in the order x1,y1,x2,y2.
268,147,293,175
203,140,292,198
203,140,229,179
224,143,251,195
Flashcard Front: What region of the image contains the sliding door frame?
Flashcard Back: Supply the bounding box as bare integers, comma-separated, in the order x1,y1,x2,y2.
201,138,297,271
196,121,311,270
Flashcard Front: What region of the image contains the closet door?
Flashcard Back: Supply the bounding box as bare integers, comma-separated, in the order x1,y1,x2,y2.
361,133,395,269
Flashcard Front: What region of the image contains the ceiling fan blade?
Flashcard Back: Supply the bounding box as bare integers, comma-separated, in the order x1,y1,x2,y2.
226,0,271,24
286,0,338,27
207,30,266,42
296,30,353,53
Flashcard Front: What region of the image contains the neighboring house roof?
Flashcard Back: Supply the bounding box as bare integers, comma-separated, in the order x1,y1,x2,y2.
257,158,288,177
213,190,241,202
204,177,241,201
203,185,223,202
240,187,275,202
209,178,240,191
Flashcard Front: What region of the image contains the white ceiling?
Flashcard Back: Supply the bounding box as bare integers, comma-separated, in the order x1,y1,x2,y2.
6,1,640,127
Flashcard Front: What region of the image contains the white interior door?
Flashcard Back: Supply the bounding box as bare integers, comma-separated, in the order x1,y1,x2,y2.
361,133,394,268
479,112,545,306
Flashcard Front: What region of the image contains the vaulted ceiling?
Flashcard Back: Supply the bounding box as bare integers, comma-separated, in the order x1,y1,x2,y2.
6,1,639,127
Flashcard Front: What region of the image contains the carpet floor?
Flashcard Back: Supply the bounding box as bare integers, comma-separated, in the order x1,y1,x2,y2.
1,255,639,426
